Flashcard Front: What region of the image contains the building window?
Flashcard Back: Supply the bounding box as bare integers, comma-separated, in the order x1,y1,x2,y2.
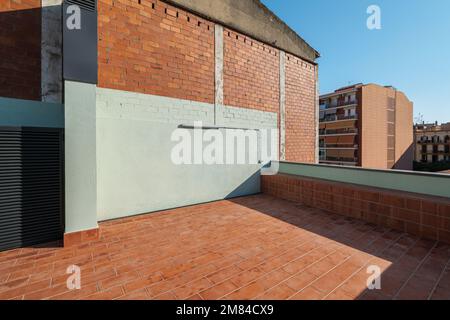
432,155,438,162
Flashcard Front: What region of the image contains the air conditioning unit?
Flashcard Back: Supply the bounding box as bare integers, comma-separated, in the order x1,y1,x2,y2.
63,0,98,84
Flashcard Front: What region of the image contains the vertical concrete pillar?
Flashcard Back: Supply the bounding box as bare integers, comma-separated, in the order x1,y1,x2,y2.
279,51,286,161
64,81,98,235
41,0,63,103
214,24,224,125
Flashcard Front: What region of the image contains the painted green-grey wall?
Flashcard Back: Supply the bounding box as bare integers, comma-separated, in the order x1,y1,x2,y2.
96,88,277,221
97,121,262,221
64,81,98,233
277,161,450,199
0,97,63,128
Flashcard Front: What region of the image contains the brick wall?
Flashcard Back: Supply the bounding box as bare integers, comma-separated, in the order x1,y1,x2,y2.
394,91,413,170
0,0,41,100
223,28,280,113
262,174,450,244
360,84,413,170
360,84,389,169
98,0,318,163
285,53,316,163
98,0,215,104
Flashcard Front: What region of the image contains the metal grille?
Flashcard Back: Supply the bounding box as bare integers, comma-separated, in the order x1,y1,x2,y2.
65,0,97,11
0,127,64,251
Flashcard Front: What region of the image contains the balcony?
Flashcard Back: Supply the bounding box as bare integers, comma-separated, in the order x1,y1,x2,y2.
0,163,449,300
418,139,450,145
319,156,358,164
320,100,358,110
319,128,359,136
319,144,358,149
319,115,358,123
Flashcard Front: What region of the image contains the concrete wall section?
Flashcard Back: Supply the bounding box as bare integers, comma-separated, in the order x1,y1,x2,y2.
96,88,277,221
215,24,224,116
64,81,98,233
163,0,318,62
279,51,286,161
0,97,63,128
41,0,63,103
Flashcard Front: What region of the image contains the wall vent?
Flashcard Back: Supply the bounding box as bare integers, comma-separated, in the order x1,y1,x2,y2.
0,127,64,251
65,0,97,12
63,0,98,84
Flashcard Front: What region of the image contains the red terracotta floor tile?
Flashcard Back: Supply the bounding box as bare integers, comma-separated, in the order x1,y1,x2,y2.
84,286,124,300
289,286,324,300
199,280,239,300
117,289,150,300
0,195,449,300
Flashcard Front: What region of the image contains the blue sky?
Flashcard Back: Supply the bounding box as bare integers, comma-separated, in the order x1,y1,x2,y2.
262,0,450,123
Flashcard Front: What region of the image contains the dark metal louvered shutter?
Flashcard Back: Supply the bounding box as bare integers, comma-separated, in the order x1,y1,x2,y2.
0,127,64,251
65,0,97,11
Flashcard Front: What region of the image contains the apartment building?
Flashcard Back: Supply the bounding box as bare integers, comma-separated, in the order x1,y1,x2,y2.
0,0,319,250
319,83,414,170
415,122,450,163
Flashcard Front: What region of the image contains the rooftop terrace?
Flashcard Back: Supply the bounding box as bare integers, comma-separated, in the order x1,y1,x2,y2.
0,194,449,300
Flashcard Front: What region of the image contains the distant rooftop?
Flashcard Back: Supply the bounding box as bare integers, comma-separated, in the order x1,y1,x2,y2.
415,122,450,131
321,83,405,99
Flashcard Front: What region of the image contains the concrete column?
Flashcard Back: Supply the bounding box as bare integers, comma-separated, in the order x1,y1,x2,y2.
64,80,98,234
214,24,224,125
279,51,286,161
41,0,63,103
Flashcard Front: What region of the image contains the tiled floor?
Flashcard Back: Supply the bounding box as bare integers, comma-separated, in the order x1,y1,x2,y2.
1,195,450,300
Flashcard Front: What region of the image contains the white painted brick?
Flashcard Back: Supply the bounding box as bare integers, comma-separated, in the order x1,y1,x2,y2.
96,87,276,129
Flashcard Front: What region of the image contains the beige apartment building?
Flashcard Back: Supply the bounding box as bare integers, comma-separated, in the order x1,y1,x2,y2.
319,83,414,170
415,122,450,163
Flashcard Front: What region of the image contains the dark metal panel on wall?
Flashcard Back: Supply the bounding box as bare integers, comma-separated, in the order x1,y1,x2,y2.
0,127,65,251
63,0,98,84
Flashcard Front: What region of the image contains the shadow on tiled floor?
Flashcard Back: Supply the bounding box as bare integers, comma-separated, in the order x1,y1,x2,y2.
230,196,450,300
0,195,449,300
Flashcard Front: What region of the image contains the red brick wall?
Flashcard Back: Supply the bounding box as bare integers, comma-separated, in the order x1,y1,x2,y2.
262,174,450,244
98,0,318,163
98,0,214,103
360,84,391,169
223,28,280,113
285,53,316,163
394,91,414,170
0,1,41,100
